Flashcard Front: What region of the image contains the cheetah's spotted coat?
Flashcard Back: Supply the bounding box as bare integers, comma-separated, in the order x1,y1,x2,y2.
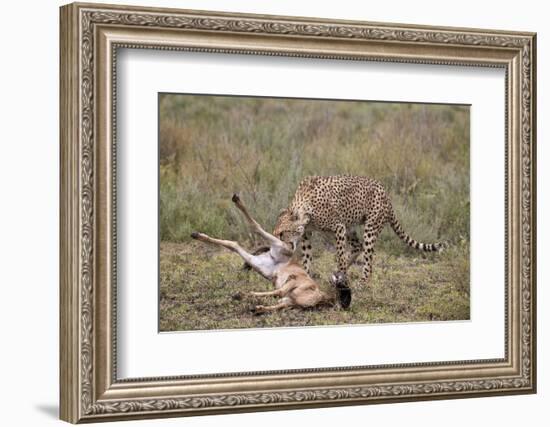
273,175,444,283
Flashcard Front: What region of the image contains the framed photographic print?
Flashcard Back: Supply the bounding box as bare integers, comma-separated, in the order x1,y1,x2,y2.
59,2,537,423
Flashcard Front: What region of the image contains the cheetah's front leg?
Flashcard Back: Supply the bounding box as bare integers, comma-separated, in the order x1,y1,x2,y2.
347,229,363,267
334,224,349,274
300,231,313,274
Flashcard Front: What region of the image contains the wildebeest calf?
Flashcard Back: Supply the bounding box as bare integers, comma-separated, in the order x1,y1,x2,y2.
191,194,351,313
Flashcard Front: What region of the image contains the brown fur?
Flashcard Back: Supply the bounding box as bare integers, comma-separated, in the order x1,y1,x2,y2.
192,194,340,313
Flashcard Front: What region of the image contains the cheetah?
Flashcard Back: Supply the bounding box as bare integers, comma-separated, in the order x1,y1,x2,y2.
273,175,446,283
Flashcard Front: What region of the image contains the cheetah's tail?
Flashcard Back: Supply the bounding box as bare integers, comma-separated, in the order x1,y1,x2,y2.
388,208,448,252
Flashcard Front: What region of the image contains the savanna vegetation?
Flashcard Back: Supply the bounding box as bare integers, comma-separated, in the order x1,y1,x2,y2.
159,94,470,332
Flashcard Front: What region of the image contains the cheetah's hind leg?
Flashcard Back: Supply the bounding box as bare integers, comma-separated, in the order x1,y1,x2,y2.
361,221,384,285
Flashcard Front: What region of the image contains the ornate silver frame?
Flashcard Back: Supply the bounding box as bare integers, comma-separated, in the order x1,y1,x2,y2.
60,2,536,423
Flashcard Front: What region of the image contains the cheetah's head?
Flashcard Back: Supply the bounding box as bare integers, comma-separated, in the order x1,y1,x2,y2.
273,208,308,251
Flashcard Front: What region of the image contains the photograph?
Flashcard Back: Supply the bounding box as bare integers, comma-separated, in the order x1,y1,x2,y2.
158,94,471,332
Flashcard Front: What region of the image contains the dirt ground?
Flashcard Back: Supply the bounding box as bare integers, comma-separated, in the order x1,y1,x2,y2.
159,241,470,332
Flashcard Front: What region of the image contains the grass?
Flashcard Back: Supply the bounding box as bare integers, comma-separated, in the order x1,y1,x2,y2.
159,95,470,252
159,241,470,332
158,94,470,331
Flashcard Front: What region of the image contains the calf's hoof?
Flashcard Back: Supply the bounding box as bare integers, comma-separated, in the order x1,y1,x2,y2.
190,231,200,239
329,271,349,289
252,305,266,315
338,288,352,310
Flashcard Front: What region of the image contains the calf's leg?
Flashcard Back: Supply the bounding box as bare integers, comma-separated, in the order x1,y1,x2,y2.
191,232,273,279
254,298,293,313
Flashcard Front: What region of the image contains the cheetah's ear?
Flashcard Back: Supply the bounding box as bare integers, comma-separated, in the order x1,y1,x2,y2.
278,208,288,216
